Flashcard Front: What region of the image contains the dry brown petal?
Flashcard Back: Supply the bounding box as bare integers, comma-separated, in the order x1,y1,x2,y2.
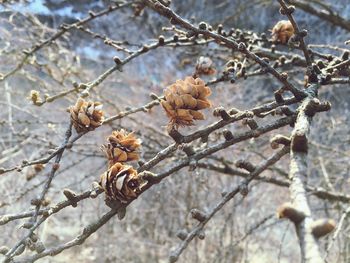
161,76,211,129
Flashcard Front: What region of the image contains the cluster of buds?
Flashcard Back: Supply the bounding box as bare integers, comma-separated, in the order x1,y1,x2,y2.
100,163,146,204
68,99,146,206
99,129,145,206
101,129,141,168
161,76,211,130
69,98,104,133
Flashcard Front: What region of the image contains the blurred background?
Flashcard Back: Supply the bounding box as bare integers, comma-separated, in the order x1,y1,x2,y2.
0,0,349,262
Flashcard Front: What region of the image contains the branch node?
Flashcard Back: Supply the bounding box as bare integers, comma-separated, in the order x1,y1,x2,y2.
274,90,285,103
228,107,241,115
158,35,165,45
291,131,308,152
238,42,246,51
190,209,207,222
167,127,184,143
222,129,234,141
213,107,230,121
139,171,159,184
270,134,291,149
242,118,258,130
239,183,249,197
311,219,336,239
176,229,188,240
113,56,122,65
63,189,78,207
235,160,255,172
169,253,179,263
90,181,102,198
149,93,161,100
0,246,9,255
117,206,127,220
197,229,206,240
30,198,42,206
35,241,45,253
305,98,331,117
277,202,305,224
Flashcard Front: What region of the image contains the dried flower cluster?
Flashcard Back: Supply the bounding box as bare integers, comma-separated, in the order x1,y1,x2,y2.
100,163,146,204
69,98,104,133
195,56,216,76
99,129,145,205
271,20,294,44
161,76,211,129
101,129,141,168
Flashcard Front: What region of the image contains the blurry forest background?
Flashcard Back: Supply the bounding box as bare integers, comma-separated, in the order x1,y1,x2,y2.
0,0,349,263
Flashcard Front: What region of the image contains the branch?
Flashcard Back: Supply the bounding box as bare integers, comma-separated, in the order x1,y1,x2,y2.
169,147,289,262
14,209,117,263
144,0,307,99
0,2,133,82
286,0,350,32
284,84,332,263
278,0,313,68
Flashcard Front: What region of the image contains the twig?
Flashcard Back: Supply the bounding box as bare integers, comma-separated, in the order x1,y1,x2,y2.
169,147,289,262
0,2,133,82
324,206,350,261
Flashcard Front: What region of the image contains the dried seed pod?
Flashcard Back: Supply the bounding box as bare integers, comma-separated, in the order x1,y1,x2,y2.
161,76,211,129
271,20,294,44
100,163,147,204
69,98,104,133
195,56,216,76
101,129,142,167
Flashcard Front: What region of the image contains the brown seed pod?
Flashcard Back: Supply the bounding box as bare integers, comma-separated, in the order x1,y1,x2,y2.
99,163,146,204
161,76,211,129
195,56,216,76
101,129,141,167
69,98,104,133
271,20,294,44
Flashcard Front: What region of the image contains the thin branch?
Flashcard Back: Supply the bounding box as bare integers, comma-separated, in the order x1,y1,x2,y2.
169,147,290,262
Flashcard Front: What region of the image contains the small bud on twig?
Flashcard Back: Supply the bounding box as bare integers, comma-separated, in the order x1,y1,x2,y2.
190,209,207,222
277,202,305,224
222,129,234,141
236,160,255,172
176,229,188,240
270,135,291,149
311,219,336,239
197,229,205,240
63,189,78,207
213,107,230,121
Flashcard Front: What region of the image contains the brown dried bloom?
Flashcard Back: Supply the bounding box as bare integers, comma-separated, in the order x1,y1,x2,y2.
161,76,211,129
271,20,294,44
100,163,146,204
69,98,104,133
195,56,216,76
101,129,141,167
